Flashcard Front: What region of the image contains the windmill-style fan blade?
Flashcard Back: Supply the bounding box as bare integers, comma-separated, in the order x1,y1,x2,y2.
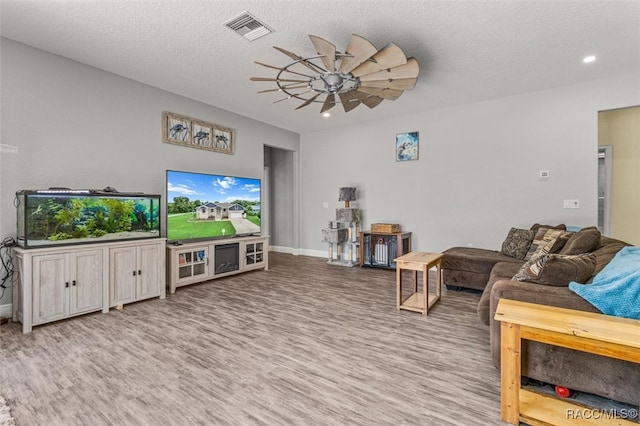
258,84,308,94
254,61,315,79
356,87,403,100
360,78,417,91
351,43,408,77
339,34,378,74
274,90,313,104
250,77,309,83
295,93,322,110
350,90,384,109
338,91,361,113
274,46,325,73
358,58,419,82
320,94,336,113
309,35,336,72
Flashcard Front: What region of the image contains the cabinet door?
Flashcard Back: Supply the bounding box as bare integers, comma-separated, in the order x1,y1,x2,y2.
32,253,68,325
244,242,256,266
69,249,103,314
242,239,267,270
177,248,208,281
137,243,161,300
110,246,137,306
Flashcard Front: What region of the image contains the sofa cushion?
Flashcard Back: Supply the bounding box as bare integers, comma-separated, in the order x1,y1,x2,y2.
547,230,573,253
588,237,630,280
500,227,535,259
523,227,566,260
530,223,566,234
443,247,522,275
559,226,601,255
477,261,523,325
512,253,596,286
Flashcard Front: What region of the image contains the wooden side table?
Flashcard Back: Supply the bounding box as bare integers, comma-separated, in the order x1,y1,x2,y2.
495,299,640,425
394,251,443,315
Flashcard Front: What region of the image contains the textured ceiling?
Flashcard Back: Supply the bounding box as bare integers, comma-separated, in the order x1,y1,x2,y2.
1,0,639,134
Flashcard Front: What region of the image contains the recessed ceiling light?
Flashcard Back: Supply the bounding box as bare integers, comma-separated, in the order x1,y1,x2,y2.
583,55,596,64
322,112,331,118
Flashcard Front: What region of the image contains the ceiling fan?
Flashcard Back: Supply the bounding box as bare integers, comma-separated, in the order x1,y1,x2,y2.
250,34,419,114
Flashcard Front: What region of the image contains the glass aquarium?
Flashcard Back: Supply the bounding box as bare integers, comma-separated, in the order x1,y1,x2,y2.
16,189,161,248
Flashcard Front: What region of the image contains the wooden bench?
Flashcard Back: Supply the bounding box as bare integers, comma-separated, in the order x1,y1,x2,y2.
494,299,640,425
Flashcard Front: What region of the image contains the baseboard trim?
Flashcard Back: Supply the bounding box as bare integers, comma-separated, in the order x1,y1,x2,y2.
270,246,359,262
269,246,328,259
297,248,327,258
0,303,12,319
269,245,295,255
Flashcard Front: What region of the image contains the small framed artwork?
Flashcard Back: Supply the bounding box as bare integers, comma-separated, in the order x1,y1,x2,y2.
162,111,235,155
191,121,212,148
213,126,234,155
163,112,191,144
396,131,419,161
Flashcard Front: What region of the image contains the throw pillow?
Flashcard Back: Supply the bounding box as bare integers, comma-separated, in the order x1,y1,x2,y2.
547,230,574,253
512,252,596,286
530,223,566,234
500,227,535,259
523,228,565,260
559,226,602,255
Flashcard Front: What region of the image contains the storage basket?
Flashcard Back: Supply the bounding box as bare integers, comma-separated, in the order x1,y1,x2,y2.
371,223,400,233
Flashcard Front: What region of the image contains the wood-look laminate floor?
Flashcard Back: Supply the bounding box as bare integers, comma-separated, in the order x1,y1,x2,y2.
0,252,502,425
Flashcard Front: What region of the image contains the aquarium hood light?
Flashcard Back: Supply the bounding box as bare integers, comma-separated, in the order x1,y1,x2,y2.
35,189,91,194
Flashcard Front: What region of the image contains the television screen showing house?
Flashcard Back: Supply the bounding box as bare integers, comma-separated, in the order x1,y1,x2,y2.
166,170,261,242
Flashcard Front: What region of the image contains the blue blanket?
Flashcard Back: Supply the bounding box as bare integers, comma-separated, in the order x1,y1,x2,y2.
568,246,640,319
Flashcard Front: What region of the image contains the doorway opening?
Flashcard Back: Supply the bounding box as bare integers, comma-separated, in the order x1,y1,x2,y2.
597,145,611,236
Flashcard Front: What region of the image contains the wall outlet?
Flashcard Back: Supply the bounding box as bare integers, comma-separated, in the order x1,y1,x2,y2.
563,199,580,209
539,170,550,179
322,201,329,208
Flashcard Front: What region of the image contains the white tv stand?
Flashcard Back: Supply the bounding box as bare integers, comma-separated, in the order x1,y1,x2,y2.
166,235,269,294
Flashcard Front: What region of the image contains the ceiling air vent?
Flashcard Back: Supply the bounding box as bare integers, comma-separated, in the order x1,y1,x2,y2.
224,11,274,42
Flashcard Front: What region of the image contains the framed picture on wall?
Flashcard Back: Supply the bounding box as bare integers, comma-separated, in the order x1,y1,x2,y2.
163,112,191,144
162,111,235,155
191,121,212,148
396,131,419,161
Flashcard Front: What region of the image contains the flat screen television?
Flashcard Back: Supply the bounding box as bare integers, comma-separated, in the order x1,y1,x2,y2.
166,170,261,243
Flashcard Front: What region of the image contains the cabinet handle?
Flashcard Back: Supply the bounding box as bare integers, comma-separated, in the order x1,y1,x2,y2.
65,282,69,288
138,270,142,275
72,280,76,286
206,258,209,266
132,270,137,276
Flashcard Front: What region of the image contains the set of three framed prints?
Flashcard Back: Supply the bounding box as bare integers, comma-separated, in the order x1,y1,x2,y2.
162,111,235,155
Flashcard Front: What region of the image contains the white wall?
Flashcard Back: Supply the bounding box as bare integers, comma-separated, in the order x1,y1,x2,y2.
0,38,300,306
2,36,639,310
299,72,640,256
